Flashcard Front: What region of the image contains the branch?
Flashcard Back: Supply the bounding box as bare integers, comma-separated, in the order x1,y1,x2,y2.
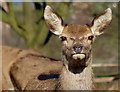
0,6,10,23
34,2,46,24
34,2,42,10
23,2,34,32
6,2,26,39
35,20,49,47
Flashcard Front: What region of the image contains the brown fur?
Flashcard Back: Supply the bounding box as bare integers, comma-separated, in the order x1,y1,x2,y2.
2,6,112,91
44,5,112,90
62,25,92,37
1,46,40,90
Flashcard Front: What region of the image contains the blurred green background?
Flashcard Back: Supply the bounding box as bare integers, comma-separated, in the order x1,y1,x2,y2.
1,2,118,64
0,2,119,90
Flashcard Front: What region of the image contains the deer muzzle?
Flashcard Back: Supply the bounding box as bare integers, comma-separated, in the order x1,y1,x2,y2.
72,54,85,60
72,45,85,60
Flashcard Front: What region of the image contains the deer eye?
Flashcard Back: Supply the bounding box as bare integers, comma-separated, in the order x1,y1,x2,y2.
88,35,94,40
60,36,67,41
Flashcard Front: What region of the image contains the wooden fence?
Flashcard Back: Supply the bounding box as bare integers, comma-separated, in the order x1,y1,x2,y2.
92,64,119,82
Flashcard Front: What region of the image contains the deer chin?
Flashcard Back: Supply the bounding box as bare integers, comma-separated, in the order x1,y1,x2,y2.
72,54,85,60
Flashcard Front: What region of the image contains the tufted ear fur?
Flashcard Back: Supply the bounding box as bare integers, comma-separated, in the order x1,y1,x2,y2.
44,5,64,35
90,8,112,36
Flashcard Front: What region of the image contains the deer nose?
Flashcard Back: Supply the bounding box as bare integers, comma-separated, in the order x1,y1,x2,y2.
73,45,83,53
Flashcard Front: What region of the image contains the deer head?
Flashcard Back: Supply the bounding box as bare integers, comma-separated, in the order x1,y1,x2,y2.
44,5,112,70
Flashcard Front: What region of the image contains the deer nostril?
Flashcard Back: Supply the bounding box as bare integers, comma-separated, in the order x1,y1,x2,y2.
73,46,83,53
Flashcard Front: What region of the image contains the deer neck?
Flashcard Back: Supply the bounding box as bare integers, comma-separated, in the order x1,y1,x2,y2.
59,55,93,90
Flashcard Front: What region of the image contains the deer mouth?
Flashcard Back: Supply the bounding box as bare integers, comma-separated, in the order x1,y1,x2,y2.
72,53,85,60
67,53,88,73
68,54,87,74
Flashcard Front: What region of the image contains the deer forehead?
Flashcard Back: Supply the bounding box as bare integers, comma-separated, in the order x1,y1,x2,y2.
61,24,93,38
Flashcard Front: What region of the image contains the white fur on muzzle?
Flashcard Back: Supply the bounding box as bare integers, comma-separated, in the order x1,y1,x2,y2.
72,54,85,60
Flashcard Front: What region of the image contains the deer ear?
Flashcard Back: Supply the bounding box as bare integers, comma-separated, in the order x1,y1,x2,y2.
44,5,64,35
90,8,112,36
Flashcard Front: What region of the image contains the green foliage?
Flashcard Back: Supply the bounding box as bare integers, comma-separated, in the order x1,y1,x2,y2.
0,2,71,50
